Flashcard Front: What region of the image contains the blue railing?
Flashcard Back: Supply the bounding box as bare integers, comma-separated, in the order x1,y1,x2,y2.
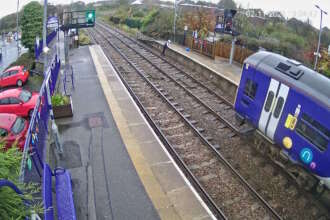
19,55,61,183
34,30,58,60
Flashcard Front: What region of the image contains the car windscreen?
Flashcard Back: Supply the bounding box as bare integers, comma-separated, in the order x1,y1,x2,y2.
19,90,32,103
11,117,25,135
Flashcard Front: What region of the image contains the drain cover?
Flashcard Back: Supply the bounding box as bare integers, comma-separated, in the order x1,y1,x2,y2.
88,116,103,128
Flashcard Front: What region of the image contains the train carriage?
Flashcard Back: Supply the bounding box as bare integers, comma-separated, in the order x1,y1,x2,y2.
235,51,330,189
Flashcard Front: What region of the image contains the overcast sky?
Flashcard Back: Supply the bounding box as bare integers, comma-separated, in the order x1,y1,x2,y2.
0,0,329,29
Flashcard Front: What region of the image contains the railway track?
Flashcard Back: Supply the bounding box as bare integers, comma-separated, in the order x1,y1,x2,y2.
88,22,329,219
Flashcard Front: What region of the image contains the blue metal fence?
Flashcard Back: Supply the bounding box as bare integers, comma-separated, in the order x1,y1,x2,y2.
19,55,61,183
34,30,58,60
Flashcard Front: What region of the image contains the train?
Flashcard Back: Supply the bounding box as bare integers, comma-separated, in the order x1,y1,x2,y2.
234,51,330,191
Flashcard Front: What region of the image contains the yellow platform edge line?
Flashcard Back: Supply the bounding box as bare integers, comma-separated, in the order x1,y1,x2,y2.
89,46,182,220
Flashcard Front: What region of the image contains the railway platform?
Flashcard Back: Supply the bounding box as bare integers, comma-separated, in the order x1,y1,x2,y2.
155,40,242,86
52,44,215,220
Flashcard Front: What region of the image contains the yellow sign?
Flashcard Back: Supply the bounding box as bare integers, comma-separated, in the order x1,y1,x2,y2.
285,114,297,130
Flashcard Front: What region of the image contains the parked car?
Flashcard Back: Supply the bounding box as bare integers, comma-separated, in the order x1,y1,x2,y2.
0,113,28,150
0,88,38,117
0,65,29,88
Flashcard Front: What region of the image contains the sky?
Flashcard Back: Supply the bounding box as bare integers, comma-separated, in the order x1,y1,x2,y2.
0,0,329,29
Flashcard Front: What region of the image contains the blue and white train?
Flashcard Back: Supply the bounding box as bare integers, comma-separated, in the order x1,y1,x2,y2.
235,51,330,189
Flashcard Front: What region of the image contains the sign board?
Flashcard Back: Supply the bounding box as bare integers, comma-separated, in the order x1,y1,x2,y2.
47,16,59,29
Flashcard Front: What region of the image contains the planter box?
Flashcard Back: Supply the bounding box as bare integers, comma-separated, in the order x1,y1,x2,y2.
53,96,73,119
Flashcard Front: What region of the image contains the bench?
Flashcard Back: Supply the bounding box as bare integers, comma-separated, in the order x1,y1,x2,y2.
43,163,76,220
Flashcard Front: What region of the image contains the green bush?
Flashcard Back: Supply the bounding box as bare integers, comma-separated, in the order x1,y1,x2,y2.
0,143,42,219
110,16,121,24
141,9,173,38
79,30,91,46
9,52,35,71
51,93,70,106
132,11,145,18
141,9,159,29
125,18,142,29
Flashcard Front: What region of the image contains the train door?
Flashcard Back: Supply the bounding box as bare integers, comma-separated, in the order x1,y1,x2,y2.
258,78,289,140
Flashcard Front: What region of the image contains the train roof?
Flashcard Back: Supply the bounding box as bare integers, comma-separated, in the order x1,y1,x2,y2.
244,51,330,109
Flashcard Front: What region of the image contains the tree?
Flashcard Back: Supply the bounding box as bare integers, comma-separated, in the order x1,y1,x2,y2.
21,1,43,52
184,8,216,39
217,0,237,9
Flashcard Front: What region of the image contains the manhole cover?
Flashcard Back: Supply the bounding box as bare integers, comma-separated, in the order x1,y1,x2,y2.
88,116,103,128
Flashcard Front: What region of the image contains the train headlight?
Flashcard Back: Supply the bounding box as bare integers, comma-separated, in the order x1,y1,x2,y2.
283,137,293,149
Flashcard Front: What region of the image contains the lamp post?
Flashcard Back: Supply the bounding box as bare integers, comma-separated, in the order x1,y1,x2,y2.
42,0,63,153
173,0,177,43
173,0,183,43
16,0,19,58
314,5,328,71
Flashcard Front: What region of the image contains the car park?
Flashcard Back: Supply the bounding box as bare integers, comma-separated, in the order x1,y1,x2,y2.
0,113,28,150
0,65,29,88
0,88,38,117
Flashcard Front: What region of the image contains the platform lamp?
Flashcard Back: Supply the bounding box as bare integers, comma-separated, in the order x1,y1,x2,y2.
314,5,328,71
16,0,20,58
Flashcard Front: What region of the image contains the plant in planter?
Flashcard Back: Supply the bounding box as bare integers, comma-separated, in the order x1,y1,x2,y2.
0,141,42,219
51,93,73,119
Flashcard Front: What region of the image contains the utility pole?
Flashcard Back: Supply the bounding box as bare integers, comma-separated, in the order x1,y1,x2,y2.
16,0,20,58
314,5,328,71
42,0,63,153
42,0,48,67
173,0,177,43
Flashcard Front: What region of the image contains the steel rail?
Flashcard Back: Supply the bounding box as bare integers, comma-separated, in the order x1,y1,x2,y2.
89,30,227,220
90,28,282,220
96,23,243,135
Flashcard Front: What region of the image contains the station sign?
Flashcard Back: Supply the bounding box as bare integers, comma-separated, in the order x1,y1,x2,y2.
47,16,59,30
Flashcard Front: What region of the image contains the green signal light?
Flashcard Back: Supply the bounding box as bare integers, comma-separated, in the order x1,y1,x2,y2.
86,11,95,24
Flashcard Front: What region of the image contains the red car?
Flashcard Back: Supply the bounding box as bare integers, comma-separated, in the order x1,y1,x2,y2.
0,65,29,88
0,113,29,150
0,88,38,117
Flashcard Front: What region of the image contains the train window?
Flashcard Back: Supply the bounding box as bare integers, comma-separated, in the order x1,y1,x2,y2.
296,114,330,152
244,79,258,99
301,114,330,138
273,97,284,118
264,91,274,112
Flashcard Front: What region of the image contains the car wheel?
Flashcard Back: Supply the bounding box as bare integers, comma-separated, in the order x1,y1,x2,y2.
17,80,23,87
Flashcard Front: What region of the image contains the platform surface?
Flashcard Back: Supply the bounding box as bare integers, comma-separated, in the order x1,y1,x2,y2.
54,44,214,220
54,46,159,220
157,40,242,86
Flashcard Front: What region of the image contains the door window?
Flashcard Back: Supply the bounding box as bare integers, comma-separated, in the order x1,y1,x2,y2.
0,128,8,137
0,98,10,105
10,70,18,76
273,97,284,118
264,91,274,112
244,79,258,99
2,71,10,78
9,98,21,104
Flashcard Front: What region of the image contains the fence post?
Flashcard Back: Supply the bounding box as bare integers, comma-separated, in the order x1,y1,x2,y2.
46,69,63,154
229,37,237,65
